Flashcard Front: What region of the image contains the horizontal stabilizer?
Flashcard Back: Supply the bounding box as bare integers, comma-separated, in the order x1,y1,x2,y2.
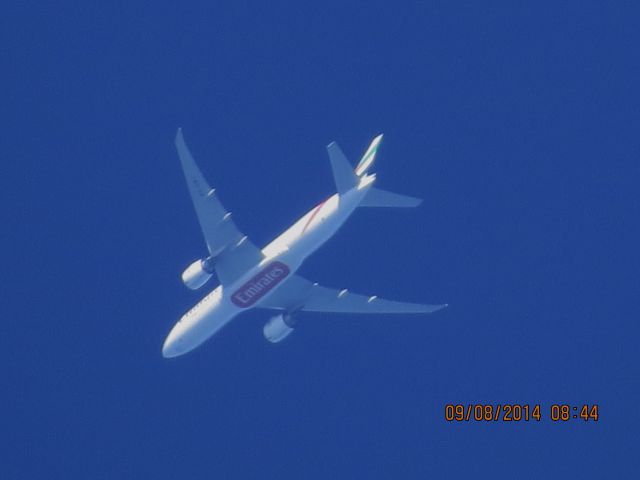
327,142,358,194
360,187,422,208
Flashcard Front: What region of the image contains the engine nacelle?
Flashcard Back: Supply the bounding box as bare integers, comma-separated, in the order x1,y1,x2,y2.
181,257,215,290
263,313,296,343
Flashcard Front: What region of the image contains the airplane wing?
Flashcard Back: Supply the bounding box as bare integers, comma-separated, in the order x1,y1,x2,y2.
259,274,447,314
175,129,264,286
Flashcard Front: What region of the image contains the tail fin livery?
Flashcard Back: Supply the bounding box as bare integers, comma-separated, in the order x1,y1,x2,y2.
355,134,383,176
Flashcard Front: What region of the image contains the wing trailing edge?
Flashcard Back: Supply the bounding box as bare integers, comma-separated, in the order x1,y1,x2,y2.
259,274,447,315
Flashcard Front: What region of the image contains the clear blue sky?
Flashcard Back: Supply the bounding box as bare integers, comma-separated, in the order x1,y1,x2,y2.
3,1,639,478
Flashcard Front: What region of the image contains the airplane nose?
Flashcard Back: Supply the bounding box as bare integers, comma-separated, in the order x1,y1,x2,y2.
162,338,176,358
162,328,183,358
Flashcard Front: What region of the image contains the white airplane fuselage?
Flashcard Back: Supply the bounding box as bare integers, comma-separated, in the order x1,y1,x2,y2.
162,174,376,357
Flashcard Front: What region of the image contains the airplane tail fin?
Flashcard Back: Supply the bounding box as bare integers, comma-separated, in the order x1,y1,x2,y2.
327,142,358,194
327,134,384,194
355,134,383,176
360,187,423,208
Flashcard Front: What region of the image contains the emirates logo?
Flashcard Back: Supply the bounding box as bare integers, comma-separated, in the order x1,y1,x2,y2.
231,262,290,308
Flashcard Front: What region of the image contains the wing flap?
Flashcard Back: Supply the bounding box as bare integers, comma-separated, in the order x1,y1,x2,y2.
214,240,265,286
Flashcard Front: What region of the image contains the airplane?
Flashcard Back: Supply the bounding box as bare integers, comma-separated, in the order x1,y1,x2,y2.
162,129,447,358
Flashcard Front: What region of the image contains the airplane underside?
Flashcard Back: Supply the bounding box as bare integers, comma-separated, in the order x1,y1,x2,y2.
162,130,446,357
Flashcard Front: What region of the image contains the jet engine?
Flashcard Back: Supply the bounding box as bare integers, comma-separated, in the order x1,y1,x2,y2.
263,313,297,343
181,257,215,290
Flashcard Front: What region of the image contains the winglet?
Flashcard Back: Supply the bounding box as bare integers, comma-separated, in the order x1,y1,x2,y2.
175,127,186,150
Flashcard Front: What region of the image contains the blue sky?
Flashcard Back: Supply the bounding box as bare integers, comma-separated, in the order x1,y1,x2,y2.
3,1,639,478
